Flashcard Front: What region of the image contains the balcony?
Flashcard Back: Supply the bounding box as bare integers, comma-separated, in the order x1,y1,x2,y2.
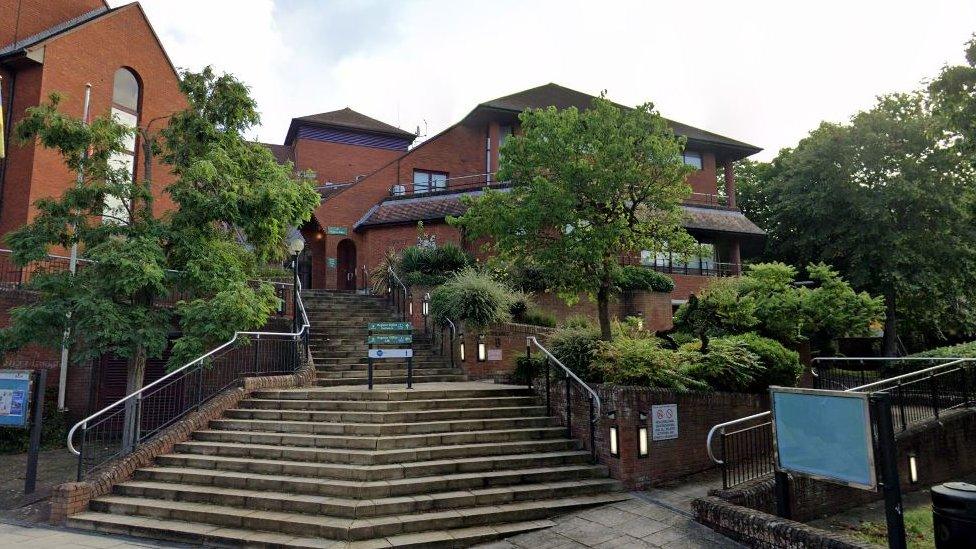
389,173,506,199
642,258,741,278
685,192,731,208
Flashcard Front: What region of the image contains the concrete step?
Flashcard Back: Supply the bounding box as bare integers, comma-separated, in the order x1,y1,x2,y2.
112,477,621,518
173,437,579,465
133,463,613,499
221,405,547,424
250,386,533,402
238,396,540,412
153,450,593,481
210,414,557,437
317,374,468,387
68,511,556,548
191,426,570,451
82,492,626,542
315,369,461,380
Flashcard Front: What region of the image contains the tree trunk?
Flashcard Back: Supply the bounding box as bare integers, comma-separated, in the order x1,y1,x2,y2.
121,346,147,452
699,331,710,354
597,282,612,341
881,290,898,357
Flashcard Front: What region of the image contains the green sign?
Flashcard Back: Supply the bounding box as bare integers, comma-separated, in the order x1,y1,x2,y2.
327,226,348,235
368,334,412,345
369,322,411,332
327,257,337,268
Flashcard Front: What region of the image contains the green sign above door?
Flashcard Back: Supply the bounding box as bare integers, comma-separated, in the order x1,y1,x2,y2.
326,226,348,236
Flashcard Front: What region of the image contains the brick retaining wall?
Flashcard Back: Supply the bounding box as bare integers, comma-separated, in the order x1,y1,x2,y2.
692,496,876,548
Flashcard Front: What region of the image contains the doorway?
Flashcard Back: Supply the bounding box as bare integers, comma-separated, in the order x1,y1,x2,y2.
336,239,357,291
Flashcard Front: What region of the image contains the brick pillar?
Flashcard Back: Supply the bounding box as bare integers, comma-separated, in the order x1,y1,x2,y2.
730,240,742,275
723,159,736,208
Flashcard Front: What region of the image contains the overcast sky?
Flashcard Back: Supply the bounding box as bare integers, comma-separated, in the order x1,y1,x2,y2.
118,0,976,160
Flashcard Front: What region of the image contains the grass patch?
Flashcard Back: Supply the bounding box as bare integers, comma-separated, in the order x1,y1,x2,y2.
849,505,934,549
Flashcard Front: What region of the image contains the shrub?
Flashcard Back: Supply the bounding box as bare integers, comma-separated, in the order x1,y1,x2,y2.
678,338,763,392
911,340,976,358
722,333,803,390
614,266,675,293
547,325,602,380
400,244,472,287
562,315,595,329
593,336,708,391
429,268,515,329
520,310,557,328
513,353,546,385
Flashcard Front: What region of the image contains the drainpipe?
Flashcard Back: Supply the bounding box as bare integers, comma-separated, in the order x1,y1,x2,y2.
0,70,17,220
57,83,91,411
485,127,491,184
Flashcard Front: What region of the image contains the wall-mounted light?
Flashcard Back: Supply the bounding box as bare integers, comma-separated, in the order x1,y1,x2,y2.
909,454,918,484
609,426,619,457
459,333,466,362
477,334,487,362
638,411,649,458
408,293,414,317
422,293,430,316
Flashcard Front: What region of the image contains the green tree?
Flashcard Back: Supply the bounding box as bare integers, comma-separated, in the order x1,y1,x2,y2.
747,92,976,354
454,96,695,340
673,278,758,352
930,34,976,155
1,67,319,410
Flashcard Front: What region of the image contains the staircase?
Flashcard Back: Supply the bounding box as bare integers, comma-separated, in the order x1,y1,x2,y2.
67,290,626,548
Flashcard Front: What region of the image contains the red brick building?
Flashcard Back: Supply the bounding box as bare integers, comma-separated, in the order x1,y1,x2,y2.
275,84,764,322
0,0,185,238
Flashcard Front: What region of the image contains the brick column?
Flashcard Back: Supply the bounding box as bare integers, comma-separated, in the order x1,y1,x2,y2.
730,240,742,275
723,159,736,208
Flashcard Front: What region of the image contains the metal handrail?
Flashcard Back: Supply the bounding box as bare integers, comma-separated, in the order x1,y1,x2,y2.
388,266,407,295
526,336,601,414
67,277,311,456
705,356,972,465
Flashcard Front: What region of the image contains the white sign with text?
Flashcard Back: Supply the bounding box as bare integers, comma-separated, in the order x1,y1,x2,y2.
651,404,678,441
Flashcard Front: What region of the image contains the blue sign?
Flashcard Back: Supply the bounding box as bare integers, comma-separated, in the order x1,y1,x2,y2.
771,387,876,490
0,370,32,428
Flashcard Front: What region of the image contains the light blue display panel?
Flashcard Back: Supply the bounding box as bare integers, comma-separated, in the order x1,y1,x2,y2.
770,387,876,490
0,370,32,428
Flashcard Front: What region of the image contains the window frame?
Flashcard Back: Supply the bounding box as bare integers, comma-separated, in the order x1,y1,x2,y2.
682,150,703,170
412,169,449,194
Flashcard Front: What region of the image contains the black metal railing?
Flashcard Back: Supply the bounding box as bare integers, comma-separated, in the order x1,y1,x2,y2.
386,266,410,321
431,317,457,369
67,278,311,480
526,336,600,463
707,356,976,489
387,172,504,199
644,259,741,277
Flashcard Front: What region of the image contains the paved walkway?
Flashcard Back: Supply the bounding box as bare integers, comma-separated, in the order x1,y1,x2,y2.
0,520,185,548
478,470,743,549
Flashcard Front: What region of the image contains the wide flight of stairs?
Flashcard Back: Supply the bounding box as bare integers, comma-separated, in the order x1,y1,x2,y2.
66,290,626,548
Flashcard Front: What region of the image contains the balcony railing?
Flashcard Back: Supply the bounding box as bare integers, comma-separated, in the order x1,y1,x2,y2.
388,172,508,199
686,192,730,208
643,259,740,277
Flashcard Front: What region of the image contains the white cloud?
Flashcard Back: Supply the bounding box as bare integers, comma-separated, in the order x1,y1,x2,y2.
121,0,976,159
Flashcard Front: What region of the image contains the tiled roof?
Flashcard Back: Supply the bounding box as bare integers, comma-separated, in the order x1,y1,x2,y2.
0,6,111,59
260,142,294,165
317,183,352,201
292,108,416,139
682,205,765,236
355,188,765,237
480,83,761,156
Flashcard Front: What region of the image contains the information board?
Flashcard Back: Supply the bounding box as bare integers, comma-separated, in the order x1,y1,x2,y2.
651,404,678,441
368,334,412,345
0,370,31,428
770,387,876,490
369,349,413,359
369,322,411,332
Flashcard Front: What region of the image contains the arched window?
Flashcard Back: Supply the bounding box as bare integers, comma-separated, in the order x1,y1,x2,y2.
105,68,141,224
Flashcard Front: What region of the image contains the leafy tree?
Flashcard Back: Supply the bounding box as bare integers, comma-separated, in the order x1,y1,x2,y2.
930,34,976,155
673,278,758,352
728,159,775,235
455,96,695,340
1,67,319,412
746,93,976,354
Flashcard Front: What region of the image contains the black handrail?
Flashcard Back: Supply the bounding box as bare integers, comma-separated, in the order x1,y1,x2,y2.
526,336,600,463
386,266,410,321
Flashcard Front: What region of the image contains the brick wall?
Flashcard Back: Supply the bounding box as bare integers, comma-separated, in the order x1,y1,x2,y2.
541,383,769,489
0,0,105,47
293,137,403,185
0,3,186,238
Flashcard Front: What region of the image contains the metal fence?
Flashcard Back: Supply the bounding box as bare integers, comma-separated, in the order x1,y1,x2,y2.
67,278,311,480
707,356,976,490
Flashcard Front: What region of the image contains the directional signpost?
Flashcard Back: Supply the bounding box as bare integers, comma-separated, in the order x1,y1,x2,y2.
366,322,413,390
770,387,906,549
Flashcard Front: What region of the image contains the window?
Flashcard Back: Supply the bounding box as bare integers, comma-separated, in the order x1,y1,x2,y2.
413,170,448,194
682,151,702,170
642,242,717,274
105,68,140,224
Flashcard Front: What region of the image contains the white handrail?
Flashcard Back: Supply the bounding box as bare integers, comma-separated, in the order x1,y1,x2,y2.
705,356,973,465
526,336,601,414
387,265,407,295
67,277,311,456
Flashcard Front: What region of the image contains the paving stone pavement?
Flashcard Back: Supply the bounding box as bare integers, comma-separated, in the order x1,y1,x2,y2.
0,520,187,548
475,493,744,549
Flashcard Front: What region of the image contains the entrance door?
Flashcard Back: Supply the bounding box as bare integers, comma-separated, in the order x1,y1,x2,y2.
336,239,357,291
